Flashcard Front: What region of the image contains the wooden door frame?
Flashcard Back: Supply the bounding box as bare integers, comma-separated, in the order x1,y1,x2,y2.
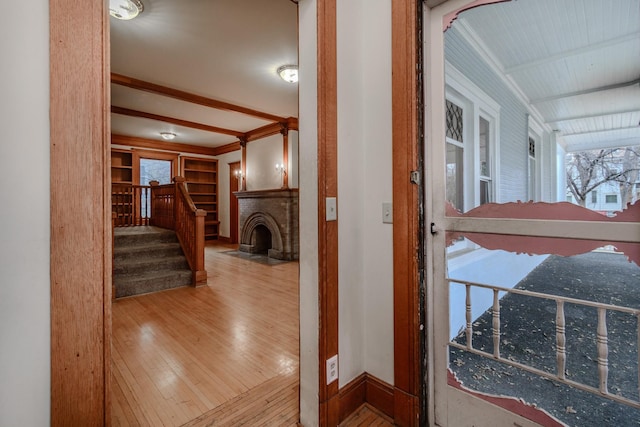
50,0,111,425
229,161,241,243
49,1,421,426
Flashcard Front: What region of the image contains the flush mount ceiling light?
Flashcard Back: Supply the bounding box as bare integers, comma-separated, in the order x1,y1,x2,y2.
277,65,298,83
109,0,144,20
160,132,176,140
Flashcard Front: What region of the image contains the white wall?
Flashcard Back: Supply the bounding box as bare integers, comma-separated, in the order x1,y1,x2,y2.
361,0,394,385
298,0,320,424
337,0,366,387
0,1,51,425
336,0,395,388
215,151,241,238
288,130,300,189
245,134,287,190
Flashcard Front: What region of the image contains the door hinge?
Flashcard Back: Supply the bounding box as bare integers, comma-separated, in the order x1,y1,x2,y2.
410,170,420,185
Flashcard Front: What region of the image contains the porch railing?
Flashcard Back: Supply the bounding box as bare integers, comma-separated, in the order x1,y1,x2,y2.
112,177,207,285
449,278,640,409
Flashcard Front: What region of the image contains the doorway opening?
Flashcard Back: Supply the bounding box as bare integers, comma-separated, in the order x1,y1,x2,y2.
108,1,301,425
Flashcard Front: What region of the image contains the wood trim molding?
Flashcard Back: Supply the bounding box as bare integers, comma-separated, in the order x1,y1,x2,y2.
339,373,367,422
317,0,339,425
111,106,245,137
339,373,395,423
213,141,241,156
392,0,422,426
111,134,219,157
50,0,111,424
111,73,286,123
217,236,232,243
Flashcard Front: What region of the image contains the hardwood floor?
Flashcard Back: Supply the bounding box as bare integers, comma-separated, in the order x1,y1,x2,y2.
339,405,394,427
112,242,299,426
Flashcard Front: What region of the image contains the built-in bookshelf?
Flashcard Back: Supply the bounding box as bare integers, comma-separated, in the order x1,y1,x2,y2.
111,149,134,226
181,156,219,239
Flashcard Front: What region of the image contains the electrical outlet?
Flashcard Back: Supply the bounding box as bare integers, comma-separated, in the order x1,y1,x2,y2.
326,354,338,385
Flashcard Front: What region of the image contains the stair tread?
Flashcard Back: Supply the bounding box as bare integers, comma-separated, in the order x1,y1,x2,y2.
114,254,188,266
114,241,181,252
114,269,192,283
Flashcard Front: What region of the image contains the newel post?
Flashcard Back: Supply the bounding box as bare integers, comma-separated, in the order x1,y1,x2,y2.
194,208,207,286
149,180,159,226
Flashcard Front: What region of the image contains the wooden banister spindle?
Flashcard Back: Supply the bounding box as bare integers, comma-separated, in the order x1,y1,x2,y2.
492,289,500,358
597,308,609,394
466,284,473,350
556,300,566,380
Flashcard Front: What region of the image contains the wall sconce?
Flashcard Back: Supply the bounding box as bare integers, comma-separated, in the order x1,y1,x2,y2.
234,169,243,187
275,163,286,187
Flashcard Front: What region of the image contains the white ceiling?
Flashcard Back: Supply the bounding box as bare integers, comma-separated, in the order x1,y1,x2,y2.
111,0,639,153
454,0,640,153
110,0,298,148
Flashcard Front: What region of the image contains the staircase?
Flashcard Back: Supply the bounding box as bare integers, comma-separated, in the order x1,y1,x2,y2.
113,226,193,298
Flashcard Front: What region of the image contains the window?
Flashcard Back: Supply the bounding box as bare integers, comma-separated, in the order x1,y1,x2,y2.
528,135,537,201
445,64,500,213
140,158,172,185
479,117,491,205
591,192,597,203
605,194,618,204
446,100,465,211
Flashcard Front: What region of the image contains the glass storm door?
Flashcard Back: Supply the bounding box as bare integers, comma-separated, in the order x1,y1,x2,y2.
424,1,640,426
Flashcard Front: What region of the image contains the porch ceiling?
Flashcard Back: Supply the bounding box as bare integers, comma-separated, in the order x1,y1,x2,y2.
455,0,640,153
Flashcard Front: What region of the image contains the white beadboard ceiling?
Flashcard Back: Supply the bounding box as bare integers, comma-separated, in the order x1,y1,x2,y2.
454,0,640,153
111,0,639,153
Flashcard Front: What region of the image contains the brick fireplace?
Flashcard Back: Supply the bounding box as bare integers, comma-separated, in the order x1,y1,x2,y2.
234,189,299,260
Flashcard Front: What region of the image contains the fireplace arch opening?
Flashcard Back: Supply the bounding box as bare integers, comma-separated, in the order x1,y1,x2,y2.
239,211,285,259
251,224,272,255
235,189,299,261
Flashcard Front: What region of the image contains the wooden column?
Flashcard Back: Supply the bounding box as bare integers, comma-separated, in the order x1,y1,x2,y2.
317,0,339,425
240,137,247,191
281,124,290,189
392,0,422,425
50,0,111,425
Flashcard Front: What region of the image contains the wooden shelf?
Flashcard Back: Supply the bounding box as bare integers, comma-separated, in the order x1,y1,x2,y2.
181,156,218,240
111,149,134,226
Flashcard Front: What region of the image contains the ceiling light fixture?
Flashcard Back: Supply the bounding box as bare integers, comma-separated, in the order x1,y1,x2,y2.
277,65,299,83
160,132,176,140
109,0,144,20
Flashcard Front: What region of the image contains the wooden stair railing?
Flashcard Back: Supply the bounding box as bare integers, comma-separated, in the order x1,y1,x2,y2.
149,177,207,286
112,183,153,226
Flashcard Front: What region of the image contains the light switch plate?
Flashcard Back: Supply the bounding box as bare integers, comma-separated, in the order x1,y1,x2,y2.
326,354,338,384
326,197,337,221
382,202,393,223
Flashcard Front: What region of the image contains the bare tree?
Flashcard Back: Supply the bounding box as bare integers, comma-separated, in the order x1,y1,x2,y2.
566,147,640,207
